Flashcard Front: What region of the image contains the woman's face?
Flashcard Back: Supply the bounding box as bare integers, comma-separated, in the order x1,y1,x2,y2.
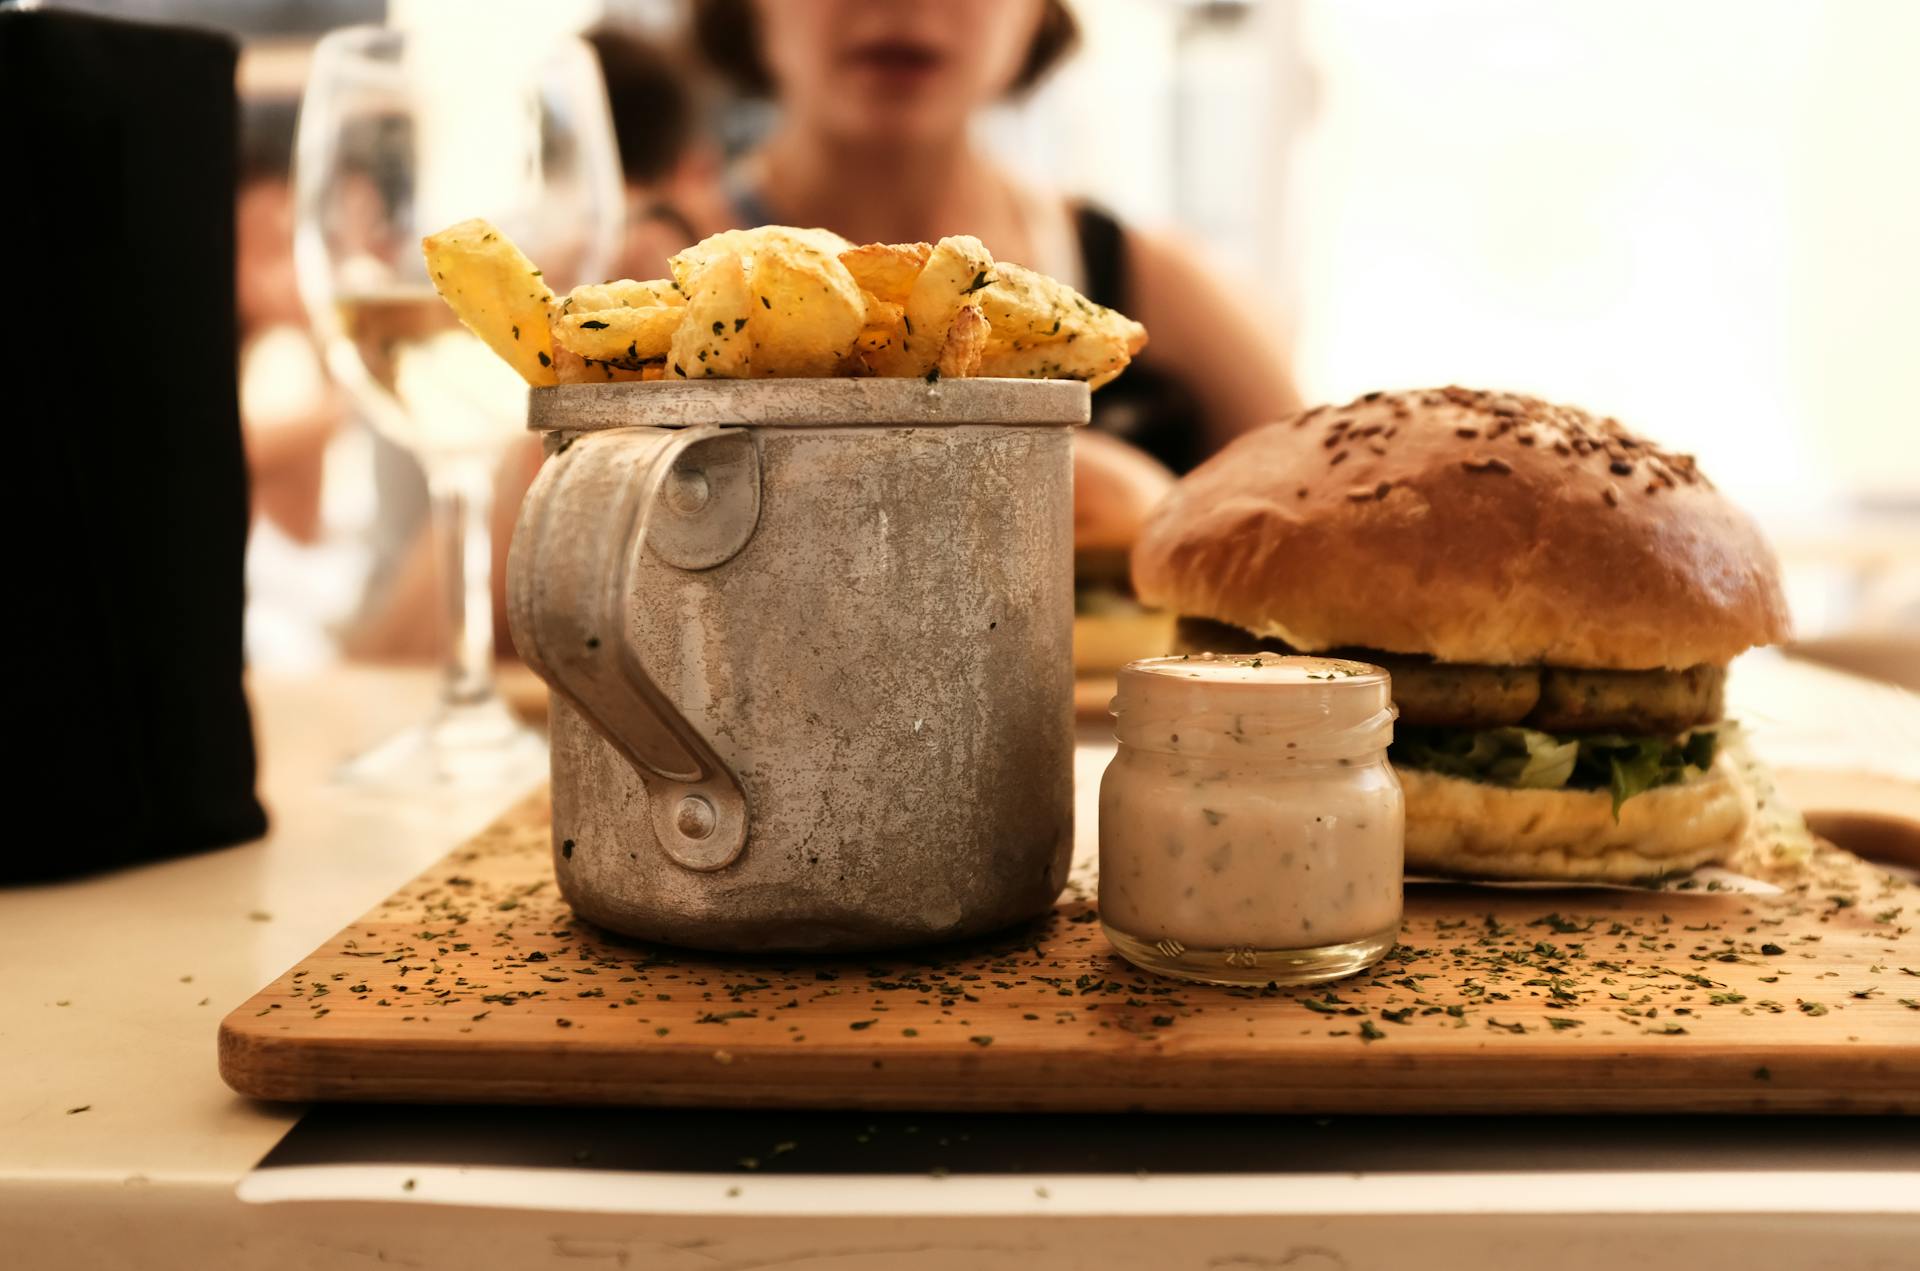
756,0,1049,143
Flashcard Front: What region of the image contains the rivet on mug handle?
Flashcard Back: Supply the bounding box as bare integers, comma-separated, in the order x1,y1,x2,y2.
663,467,711,515
646,433,760,572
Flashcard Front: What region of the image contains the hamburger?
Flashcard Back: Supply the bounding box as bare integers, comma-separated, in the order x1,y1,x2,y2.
1131,386,1791,881
1074,430,1177,675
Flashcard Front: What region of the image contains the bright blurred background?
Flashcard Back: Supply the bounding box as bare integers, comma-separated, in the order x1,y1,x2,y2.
49,0,1920,682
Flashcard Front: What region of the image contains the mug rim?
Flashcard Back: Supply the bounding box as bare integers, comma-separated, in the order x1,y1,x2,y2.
527,377,1091,432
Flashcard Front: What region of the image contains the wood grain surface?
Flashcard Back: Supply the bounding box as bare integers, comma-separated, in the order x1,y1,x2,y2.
220,790,1919,1114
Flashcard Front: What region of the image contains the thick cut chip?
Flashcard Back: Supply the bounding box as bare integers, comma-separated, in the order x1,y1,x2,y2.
979,260,1148,359
550,344,595,384
667,253,753,379
936,302,989,379
976,326,1139,389
421,218,558,386
746,242,867,377
838,242,931,305
562,278,683,314
974,258,1146,387
551,304,685,364
849,297,906,374
550,344,653,384
427,218,1144,389
669,226,853,292
666,227,867,378
866,234,994,378
977,260,1076,348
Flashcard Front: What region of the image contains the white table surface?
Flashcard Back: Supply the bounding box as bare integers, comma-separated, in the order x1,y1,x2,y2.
3,659,1916,1271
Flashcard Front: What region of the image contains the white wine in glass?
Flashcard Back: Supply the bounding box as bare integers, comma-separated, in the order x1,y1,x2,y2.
332,288,526,457
294,23,622,788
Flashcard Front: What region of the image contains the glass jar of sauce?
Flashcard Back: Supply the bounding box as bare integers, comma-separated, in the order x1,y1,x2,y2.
1099,653,1403,986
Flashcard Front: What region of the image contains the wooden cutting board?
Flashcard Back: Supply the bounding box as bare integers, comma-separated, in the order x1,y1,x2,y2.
220,790,1919,1114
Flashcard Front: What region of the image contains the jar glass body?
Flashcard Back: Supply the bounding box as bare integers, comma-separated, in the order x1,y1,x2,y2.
1098,655,1404,986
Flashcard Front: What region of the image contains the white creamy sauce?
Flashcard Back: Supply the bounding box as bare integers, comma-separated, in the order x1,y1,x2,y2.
1098,655,1404,954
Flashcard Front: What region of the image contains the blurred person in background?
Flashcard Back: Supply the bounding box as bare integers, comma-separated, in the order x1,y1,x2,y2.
237,111,337,547
359,2,1303,659
237,101,404,670
691,0,1301,470
589,26,736,279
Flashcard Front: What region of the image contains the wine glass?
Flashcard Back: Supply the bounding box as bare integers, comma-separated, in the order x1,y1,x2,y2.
294,24,623,788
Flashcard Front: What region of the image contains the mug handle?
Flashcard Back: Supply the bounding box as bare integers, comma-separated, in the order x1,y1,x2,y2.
507,425,760,871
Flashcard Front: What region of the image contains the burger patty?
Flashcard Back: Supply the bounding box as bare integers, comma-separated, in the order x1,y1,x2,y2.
1364,654,1540,727
1531,665,1725,733
1173,617,1726,735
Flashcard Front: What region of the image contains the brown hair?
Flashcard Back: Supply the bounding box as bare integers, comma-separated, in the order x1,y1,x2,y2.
690,0,1080,99
588,27,698,184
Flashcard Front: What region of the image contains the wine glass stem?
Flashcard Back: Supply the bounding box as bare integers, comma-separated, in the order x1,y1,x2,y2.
425,458,499,710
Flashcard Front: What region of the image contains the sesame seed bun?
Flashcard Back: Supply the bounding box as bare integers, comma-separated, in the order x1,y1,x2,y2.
1131,387,1789,671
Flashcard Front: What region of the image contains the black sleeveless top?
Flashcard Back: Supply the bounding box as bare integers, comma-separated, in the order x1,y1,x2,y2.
1073,203,1207,473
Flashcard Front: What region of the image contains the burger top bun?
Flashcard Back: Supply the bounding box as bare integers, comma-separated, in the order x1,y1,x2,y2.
1132,387,1789,670
1075,430,1176,554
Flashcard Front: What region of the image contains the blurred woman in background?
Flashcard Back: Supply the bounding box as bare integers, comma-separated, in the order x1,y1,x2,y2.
690,0,1301,469
587,28,737,280
365,2,1302,661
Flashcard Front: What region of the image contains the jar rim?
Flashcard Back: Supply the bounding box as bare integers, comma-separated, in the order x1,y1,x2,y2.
1111,653,1396,759
1121,652,1388,689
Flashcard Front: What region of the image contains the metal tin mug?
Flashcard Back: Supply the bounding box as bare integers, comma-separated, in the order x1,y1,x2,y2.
507,378,1085,952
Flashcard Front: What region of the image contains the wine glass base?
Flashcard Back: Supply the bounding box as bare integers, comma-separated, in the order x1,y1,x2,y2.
335,695,548,792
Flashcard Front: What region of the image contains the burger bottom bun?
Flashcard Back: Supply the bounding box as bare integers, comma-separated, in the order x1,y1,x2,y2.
1400,754,1750,883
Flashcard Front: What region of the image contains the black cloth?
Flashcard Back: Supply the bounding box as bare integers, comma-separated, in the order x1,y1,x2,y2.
1073,202,1208,474
2,9,266,880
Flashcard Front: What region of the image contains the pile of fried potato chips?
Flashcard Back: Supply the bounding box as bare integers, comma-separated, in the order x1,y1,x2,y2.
422,219,1147,390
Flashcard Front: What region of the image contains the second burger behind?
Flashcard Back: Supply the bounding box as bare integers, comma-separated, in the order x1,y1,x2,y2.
1074,430,1178,676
